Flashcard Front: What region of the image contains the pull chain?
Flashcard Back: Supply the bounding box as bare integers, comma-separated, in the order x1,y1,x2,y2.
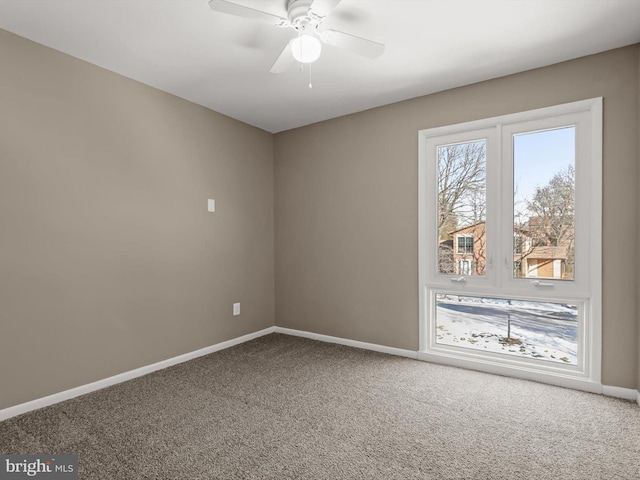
298,64,314,89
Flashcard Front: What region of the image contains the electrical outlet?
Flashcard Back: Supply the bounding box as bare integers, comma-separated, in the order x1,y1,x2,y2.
233,303,241,316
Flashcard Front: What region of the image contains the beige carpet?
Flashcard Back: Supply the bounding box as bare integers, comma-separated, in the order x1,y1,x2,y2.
1,333,639,479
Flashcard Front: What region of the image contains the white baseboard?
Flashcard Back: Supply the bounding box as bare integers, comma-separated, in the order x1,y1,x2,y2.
273,326,418,359
0,326,276,422
601,385,638,401
2,325,637,422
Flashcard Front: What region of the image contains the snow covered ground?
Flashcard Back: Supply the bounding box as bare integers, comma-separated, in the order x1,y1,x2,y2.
435,295,578,365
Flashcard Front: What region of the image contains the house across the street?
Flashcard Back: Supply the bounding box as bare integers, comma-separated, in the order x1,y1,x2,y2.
441,221,573,279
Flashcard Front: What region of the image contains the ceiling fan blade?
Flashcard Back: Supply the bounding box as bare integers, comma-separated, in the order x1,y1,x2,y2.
310,0,342,17
320,30,385,59
270,42,294,73
208,0,287,26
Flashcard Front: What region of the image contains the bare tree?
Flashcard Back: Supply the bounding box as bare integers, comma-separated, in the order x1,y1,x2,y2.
526,165,575,247
437,142,486,274
437,141,486,240
438,243,454,274
513,165,575,277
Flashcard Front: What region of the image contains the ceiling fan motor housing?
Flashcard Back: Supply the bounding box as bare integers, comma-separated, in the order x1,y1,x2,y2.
287,0,321,32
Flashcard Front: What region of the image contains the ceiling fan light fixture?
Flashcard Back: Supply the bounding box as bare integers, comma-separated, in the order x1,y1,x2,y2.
291,34,322,63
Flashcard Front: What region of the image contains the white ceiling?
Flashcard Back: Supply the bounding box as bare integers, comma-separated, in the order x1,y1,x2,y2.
1,0,639,133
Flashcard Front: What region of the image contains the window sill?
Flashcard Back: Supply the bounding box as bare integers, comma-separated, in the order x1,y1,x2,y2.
418,348,599,393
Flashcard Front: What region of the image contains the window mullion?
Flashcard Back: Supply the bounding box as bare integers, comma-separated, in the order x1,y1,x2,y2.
485,127,501,289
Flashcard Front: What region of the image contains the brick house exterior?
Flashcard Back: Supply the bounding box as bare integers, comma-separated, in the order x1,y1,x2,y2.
450,222,486,276
445,221,572,279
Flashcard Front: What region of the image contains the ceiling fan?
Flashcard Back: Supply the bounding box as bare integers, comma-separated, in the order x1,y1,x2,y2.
208,0,385,73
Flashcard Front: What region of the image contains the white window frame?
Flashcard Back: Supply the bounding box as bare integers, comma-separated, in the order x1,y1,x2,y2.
424,128,498,289
418,98,602,392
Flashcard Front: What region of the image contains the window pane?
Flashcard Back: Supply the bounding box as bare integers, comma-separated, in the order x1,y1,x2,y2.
435,294,578,365
437,140,486,276
513,127,575,280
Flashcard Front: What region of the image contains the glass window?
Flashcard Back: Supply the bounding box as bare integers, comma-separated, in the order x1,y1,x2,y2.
435,294,578,366
437,140,486,276
419,98,602,385
457,235,474,254
513,127,575,280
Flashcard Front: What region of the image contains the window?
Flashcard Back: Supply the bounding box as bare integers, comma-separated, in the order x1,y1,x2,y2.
418,98,602,389
513,127,575,280
457,235,474,254
435,294,578,365
437,139,486,277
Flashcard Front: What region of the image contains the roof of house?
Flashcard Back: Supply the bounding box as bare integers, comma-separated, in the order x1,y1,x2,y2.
448,221,486,235
439,239,454,249
516,245,568,260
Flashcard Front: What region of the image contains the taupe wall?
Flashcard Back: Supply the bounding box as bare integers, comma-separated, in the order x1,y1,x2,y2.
1,28,638,410
638,44,640,394
0,30,275,409
275,45,640,389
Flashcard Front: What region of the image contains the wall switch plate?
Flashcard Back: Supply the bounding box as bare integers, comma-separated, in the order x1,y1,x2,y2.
208,199,215,212
233,303,240,316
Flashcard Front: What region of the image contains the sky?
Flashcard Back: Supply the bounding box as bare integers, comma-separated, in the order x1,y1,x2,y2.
513,126,575,210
